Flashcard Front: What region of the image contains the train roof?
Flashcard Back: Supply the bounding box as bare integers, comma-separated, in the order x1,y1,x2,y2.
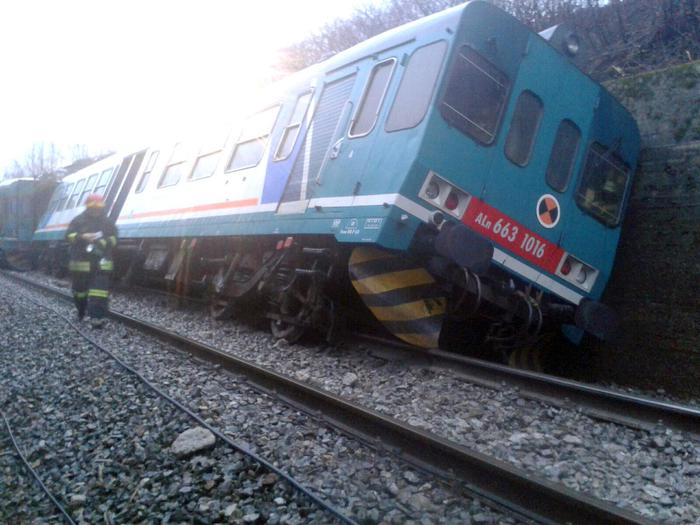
311,3,464,75
57,152,131,184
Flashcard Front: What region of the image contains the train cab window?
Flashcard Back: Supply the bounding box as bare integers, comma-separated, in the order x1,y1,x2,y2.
159,144,189,188
386,41,447,132
136,151,159,193
66,179,86,209
576,142,630,227
441,46,509,145
57,183,74,211
546,119,581,192
227,105,281,172
46,192,61,215
274,91,313,161
48,187,62,214
349,59,395,138
504,91,543,166
77,173,99,206
94,167,115,196
49,185,66,213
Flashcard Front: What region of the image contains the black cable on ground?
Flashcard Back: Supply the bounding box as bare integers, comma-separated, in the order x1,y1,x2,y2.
13,286,357,525
1,411,77,525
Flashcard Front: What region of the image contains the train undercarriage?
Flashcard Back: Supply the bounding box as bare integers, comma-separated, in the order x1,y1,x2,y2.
29,225,617,371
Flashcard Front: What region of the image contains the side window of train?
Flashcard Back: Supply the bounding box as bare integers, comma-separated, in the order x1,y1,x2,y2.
189,149,221,181
504,90,543,166
440,46,509,145
386,41,447,132
136,151,159,193
349,58,396,138
576,142,630,227
94,167,115,196
66,179,86,209
159,144,189,188
190,132,228,181
274,91,313,161
545,119,581,192
227,105,281,172
77,173,99,206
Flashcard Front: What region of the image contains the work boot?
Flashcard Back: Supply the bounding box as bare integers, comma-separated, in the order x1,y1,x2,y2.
91,318,106,329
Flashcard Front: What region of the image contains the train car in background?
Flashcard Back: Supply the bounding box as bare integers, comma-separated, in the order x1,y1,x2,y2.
33,150,146,273
31,1,640,365
0,177,55,270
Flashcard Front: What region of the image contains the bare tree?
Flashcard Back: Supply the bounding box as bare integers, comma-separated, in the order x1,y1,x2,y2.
277,0,699,80
2,142,63,181
2,142,102,181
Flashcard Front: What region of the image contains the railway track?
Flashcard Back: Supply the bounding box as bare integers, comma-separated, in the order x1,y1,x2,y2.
2,278,355,525
358,334,700,436
4,270,683,524
47,273,700,436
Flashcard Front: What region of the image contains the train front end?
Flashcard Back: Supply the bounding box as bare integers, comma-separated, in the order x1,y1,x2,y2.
349,1,640,359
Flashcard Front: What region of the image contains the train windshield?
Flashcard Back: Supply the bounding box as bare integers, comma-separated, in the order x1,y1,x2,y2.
575,142,630,227
440,45,509,144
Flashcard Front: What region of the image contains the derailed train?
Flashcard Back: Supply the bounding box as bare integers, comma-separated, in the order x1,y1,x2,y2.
3,2,640,363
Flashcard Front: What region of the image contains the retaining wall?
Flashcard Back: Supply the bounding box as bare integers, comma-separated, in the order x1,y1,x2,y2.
593,63,700,397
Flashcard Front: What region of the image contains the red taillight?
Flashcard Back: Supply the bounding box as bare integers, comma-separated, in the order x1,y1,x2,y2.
445,191,459,211
561,259,572,276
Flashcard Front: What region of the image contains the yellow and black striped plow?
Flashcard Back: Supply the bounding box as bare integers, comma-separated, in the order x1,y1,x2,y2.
349,246,446,348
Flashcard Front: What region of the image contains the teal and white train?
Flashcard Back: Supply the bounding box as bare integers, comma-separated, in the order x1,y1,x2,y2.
27,1,640,361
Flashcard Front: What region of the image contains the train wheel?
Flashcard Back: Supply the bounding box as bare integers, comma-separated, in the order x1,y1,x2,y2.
209,296,235,320
270,319,305,344
208,263,234,320
269,281,308,344
269,267,324,344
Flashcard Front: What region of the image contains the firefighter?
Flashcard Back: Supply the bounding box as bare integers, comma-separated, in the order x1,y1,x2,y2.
65,194,118,328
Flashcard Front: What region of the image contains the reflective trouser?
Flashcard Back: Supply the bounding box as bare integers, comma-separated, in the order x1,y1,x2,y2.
69,258,113,319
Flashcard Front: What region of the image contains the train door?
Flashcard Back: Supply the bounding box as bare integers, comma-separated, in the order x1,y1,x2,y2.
479,40,597,276
275,71,357,214
107,151,147,221
311,56,398,201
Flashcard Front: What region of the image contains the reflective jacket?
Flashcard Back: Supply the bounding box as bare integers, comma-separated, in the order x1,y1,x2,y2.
65,210,118,261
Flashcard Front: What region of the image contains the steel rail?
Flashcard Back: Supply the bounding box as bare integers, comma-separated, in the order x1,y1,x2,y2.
358,334,700,436
43,273,700,435
3,271,657,525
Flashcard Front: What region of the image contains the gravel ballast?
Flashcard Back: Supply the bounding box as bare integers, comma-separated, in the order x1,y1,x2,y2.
89,279,700,523
0,274,515,524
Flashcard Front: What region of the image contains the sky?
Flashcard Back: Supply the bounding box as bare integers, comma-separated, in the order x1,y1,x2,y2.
0,0,378,174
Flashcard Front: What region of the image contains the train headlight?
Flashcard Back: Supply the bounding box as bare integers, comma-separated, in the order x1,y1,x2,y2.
564,33,580,57
575,267,588,284
560,259,572,276
425,181,440,200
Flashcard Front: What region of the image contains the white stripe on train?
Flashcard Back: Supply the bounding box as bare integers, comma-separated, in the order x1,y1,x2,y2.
113,192,585,304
